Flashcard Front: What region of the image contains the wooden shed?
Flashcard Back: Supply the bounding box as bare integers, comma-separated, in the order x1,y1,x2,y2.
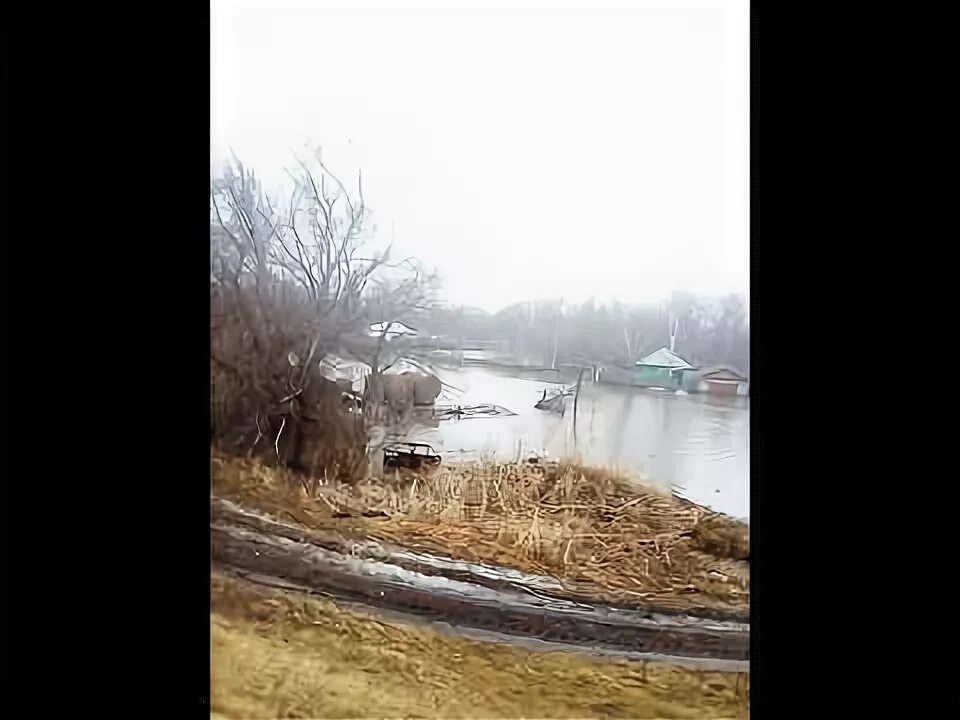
698,366,749,396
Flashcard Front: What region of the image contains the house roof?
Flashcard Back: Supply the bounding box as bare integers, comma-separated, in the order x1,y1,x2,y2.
383,358,425,375
368,321,419,338
319,354,371,384
635,347,695,370
701,365,748,382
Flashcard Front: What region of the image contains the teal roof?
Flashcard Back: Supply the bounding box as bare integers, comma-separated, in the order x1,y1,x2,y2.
635,347,695,370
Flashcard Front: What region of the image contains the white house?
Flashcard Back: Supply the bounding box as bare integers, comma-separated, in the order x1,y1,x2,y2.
319,354,371,393
368,321,419,340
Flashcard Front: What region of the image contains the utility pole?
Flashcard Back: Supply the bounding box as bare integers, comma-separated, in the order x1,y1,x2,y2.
551,297,564,370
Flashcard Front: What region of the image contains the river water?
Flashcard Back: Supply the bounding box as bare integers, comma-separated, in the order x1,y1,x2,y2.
405,366,750,521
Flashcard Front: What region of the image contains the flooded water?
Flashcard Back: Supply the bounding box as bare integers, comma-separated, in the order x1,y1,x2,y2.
406,366,749,520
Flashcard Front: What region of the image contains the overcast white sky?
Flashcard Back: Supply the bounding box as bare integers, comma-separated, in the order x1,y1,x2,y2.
211,0,748,313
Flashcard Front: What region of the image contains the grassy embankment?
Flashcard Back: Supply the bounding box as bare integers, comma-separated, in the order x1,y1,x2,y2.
210,451,750,718
211,572,747,719
211,451,749,615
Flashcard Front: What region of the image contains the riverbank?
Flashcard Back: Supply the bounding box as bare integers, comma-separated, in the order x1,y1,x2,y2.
211,571,748,718
212,496,749,662
212,451,749,618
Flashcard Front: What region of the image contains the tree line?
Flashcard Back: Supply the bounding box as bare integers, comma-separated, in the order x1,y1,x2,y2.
418,293,749,372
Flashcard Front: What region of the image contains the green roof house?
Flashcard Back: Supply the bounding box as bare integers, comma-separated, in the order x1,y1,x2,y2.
634,347,696,389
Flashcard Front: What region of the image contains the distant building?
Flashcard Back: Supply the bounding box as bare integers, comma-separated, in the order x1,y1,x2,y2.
697,366,749,397
634,347,696,389
319,355,371,394
368,321,419,340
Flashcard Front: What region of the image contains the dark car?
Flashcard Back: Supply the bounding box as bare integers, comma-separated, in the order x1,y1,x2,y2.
383,442,442,470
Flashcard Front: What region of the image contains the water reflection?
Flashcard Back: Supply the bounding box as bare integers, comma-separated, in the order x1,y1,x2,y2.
406,367,749,520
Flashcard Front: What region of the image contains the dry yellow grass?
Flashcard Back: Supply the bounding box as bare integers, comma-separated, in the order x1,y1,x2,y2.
211,572,748,719
211,451,749,616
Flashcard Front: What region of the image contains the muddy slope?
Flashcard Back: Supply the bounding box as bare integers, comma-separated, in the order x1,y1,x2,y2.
212,499,749,664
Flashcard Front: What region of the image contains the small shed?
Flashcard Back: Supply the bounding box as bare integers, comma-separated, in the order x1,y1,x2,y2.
319,355,371,394
698,366,749,397
634,347,696,388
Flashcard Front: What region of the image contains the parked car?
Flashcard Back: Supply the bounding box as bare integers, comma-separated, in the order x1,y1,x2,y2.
383,442,442,470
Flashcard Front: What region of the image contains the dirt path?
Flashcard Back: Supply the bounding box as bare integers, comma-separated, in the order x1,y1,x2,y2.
212,497,749,666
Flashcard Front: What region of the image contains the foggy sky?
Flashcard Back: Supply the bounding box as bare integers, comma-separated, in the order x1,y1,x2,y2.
211,0,749,313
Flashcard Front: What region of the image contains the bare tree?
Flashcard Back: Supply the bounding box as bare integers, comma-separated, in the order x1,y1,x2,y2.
210,153,434,482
